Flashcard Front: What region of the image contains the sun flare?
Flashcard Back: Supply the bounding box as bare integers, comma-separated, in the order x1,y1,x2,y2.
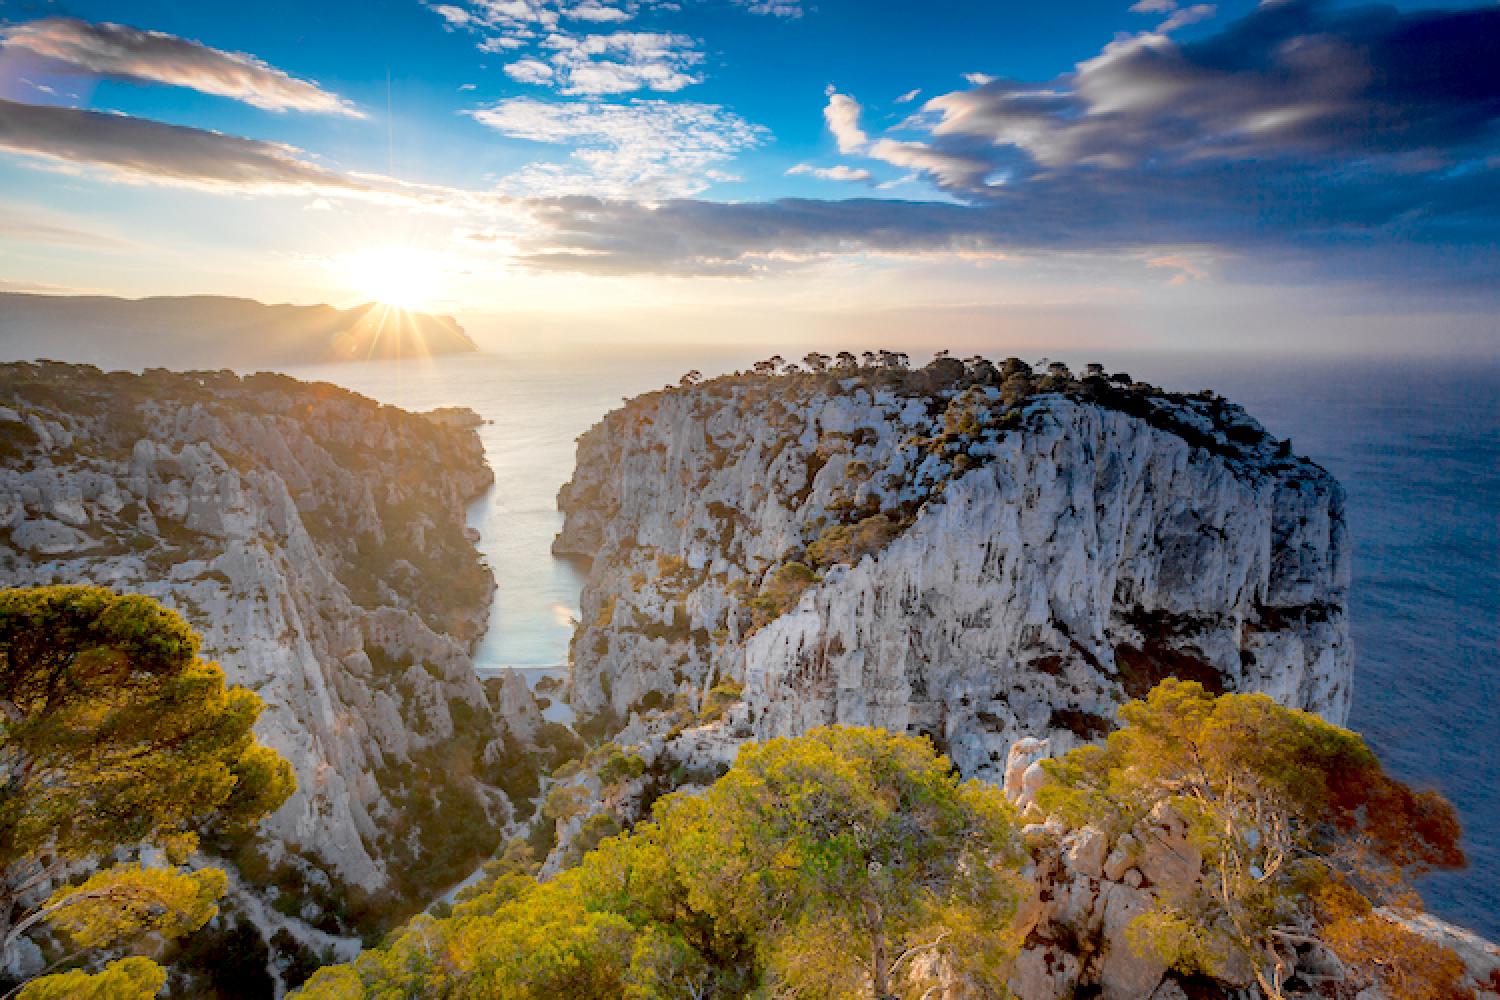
340,247,444,311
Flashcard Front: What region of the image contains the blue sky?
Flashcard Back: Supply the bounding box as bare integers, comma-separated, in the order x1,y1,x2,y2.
1,0,1498,352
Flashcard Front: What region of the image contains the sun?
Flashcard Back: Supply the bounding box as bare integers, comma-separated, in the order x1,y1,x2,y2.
340,247,443,311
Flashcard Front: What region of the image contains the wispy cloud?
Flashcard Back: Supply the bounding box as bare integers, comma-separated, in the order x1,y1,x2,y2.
471,97,766,198
820,89,992,190
537,31,703,95
430,1,710,96
1156,4,1215,34
426,1,674,47
734,0,804,17
787,163,871,182
0,18,362,116
0,202,142,251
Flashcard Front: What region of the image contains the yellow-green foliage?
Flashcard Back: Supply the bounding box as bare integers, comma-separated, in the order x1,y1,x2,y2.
942,389,987,439
17,957,166,1000
749,561,817,626
807,514,899,569
542,782,590,824
598,749,647,787
45,864,227,950
595,594,619,627
1124,908,1226,978
0,586,295,871
698,679,744,724
0,586,295,995
1038,679,1466,1000
293,726,1026,1000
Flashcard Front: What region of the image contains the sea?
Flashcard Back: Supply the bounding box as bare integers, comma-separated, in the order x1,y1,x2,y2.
291,349,1500,940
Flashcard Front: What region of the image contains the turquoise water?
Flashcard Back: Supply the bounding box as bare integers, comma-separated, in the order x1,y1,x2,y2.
291,351,713,667
298,350,1500,939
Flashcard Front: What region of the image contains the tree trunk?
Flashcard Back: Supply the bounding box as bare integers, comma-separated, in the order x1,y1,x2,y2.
865,895,893,1000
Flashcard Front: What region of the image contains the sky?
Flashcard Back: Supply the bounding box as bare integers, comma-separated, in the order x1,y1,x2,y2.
0,0,1497,354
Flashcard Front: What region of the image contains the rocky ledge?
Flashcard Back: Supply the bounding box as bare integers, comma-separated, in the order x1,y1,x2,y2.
0,363,540,924
555,358,1351,779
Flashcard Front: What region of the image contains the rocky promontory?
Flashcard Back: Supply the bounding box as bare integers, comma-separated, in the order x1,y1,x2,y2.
555,357,1351,779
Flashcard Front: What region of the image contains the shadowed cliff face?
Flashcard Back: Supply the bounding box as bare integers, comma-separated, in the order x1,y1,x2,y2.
555,369,1351,775
0,362,539,923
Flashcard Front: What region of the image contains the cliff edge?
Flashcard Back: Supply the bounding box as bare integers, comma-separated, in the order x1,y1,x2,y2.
555,359,1351,778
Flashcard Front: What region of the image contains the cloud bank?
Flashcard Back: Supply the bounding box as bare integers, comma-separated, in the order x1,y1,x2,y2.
0,98,367,192
0,18,361,116
507,0,1500,284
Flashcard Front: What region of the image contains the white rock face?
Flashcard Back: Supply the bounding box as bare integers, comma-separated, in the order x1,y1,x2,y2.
0,364,535,896
556,373,1352,781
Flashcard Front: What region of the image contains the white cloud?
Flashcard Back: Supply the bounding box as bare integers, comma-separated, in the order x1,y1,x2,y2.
504,57,555,84
470,97,766,198
541,31,702,95
896,88,921,104
428,1,707,95
787,163,872,182
1157,4,1215,33
0,18,362,117
964,72,995,86
566,2,631,21
823,90,869,154
428,0,679,48
735,0,804,16
1129,0,1177,12
430,4,475,26
479,35,528,51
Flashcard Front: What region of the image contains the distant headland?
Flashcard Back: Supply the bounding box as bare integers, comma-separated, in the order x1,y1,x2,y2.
0,292,477,370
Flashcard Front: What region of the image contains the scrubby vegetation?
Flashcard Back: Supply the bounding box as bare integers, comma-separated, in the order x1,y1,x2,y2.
1040,679,1468,1000
672,350,1290,472
292,684,1470,1000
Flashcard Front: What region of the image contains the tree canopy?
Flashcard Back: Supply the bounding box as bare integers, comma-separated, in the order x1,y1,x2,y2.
296,726,1025,1000
0,585,295,990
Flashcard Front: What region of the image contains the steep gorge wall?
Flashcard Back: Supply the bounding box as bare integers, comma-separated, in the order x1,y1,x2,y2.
556,370,1351,777
0,363,538,907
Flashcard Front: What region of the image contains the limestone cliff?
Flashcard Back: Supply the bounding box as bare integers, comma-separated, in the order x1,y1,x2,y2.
555,363,1351,779
0,362,537,911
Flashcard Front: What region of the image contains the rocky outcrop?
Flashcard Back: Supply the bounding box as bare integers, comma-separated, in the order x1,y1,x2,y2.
992,740,1500,1000
555,367,1351,780
0,363,536,906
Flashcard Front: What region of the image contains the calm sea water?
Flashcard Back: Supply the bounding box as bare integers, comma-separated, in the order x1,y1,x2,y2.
294,350,1500,939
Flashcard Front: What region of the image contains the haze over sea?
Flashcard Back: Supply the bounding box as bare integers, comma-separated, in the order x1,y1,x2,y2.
293,349,1500,939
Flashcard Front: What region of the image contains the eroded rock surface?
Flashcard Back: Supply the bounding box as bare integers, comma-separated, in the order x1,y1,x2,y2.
556,370,1351,779
0,363,537,905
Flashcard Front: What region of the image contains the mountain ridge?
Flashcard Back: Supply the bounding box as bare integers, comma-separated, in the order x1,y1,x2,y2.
0,292,477,369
